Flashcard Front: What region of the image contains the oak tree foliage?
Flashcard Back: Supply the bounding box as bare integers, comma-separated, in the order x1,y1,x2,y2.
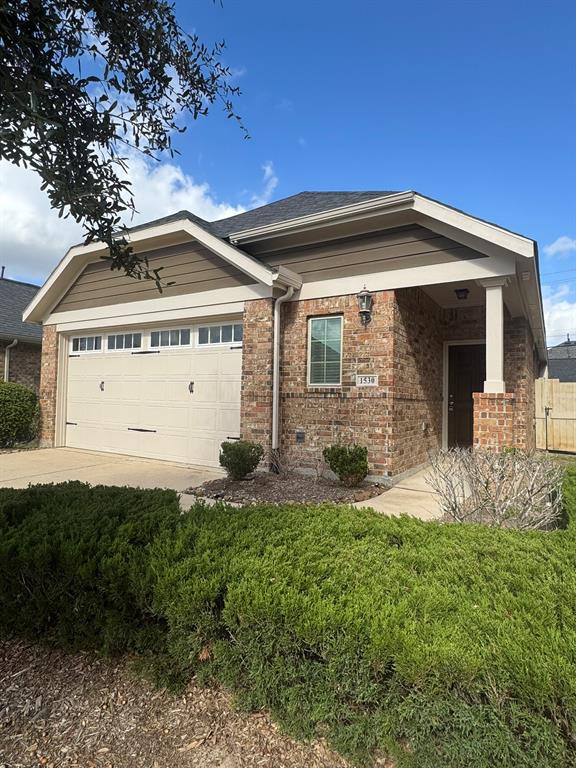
0,0,243,285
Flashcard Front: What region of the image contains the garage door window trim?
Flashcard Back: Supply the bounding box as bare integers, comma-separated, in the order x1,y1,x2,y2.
70,335,102,354
197,323,243,347
150,328,192,349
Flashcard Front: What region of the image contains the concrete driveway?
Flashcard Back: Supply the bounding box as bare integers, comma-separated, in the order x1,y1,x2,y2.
0,448,221,497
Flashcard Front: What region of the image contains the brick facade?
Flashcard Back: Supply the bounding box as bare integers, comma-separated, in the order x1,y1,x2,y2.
240,298,275,453
38,325,59,447
473,393,516,449
239,287,538,479
0,340,41,392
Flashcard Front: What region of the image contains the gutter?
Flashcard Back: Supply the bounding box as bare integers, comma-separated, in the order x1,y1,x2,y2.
3,338,18,382
271,286,294,456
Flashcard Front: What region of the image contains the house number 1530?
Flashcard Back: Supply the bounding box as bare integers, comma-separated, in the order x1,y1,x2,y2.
356,375,378,387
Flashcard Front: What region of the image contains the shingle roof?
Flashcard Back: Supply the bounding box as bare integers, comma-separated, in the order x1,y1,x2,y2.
122,191,399,241
209,191,398,237
548,358,576,383
0,278,42,343
548,335,576,360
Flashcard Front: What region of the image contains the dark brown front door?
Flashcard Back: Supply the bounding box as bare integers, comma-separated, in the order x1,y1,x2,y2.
447,344,486,448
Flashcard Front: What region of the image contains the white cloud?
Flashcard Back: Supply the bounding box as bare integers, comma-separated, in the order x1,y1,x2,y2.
0,157,277,284
250,161,278,208
543,283,576,345
543,236,576,258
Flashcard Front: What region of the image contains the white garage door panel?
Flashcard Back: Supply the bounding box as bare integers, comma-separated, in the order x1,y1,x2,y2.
65,342,242,467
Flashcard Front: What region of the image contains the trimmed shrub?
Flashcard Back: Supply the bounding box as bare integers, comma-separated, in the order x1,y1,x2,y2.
2,469,576,766
0,381,38,447
219,440,264,480
0,482,181,653
323,444,368,486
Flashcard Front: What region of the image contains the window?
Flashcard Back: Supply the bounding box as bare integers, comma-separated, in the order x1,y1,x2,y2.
71,335,102,352
198,323,243,345
107,333,141,350
308,316,342,386
150,328,191,348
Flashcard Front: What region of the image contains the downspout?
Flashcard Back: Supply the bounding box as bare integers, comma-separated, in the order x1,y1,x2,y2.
271,286,294,458
3,338,18,382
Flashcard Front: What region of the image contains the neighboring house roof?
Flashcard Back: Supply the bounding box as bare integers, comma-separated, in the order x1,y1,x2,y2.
548,358,576,382
548,335,576,360
0,277,42,344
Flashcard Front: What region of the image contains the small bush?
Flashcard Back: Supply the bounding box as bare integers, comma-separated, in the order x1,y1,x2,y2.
219,440,264,480
428,448,564,529
0,381,38,447
323,444,368,486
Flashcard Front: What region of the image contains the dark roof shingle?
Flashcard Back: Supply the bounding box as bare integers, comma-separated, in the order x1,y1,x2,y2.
548,358,576,383
0,278,42,343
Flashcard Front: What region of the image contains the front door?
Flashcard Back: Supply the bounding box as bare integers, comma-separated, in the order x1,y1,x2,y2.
447,344,486,448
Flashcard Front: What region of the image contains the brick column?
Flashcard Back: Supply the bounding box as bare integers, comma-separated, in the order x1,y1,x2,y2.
473,392,516,450
38,325,59,447
240,298,274,454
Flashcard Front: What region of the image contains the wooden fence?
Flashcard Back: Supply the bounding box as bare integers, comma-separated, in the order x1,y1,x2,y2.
535,378,576,452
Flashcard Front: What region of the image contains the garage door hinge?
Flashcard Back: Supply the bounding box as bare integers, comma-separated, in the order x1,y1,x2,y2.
131,350,161,355
127,427,157,433
66,421,77,426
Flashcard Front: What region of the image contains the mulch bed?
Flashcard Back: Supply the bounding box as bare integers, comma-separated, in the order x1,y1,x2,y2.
188,472,387,505
0,640,361,768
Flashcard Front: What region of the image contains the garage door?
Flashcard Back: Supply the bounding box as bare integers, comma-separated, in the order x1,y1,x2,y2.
65,323,242,467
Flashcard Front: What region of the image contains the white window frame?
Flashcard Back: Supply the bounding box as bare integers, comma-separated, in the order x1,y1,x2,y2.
149,327,193,350
105,331,143,352
307,315,343,387
70,334,103,354
196,321,243,348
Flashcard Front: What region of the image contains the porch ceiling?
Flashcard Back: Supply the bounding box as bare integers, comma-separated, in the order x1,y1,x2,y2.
422,278,523,315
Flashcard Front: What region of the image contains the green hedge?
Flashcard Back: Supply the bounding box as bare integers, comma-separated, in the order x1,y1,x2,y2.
1,473,576,767
0,482,181,653
0,380,38,446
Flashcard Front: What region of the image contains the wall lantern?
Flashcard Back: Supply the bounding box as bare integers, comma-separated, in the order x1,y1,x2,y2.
357,285,374,326
454,287,470,301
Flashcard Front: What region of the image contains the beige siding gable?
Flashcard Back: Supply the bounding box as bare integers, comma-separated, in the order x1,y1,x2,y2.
54,240,256,312
258,224,487,284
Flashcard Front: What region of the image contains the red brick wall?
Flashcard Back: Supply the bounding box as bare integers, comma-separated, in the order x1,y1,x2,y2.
473,392,516,449
279,291,396,475
0,341,41,392
391,289,444,475
38,325,59,446
240,298,275,453
240,289,538,478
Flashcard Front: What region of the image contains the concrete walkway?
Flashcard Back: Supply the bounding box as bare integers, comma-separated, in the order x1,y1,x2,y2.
355,467,442,521
0,448,221,498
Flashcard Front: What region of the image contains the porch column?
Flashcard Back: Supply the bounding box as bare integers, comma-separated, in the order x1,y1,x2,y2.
479,277,508,393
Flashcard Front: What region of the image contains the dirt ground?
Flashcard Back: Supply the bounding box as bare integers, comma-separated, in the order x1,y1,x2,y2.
0,641,356,768
189,472,386,505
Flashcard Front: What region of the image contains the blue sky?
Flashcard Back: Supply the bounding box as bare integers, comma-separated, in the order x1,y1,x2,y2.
1,0,574,342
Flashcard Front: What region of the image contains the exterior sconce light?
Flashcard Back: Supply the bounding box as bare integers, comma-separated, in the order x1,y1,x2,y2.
454,287,470,301
357,285,374,326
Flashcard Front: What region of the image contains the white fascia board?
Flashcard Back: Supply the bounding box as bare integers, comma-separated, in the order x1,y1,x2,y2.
54,303,246,334
229,191,536,262
24,217,283,324
294,254,517,302
229,191,415,243
412,195,535,260
46,283,272,328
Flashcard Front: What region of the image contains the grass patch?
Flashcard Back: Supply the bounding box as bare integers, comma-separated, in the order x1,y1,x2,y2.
1,472,576,767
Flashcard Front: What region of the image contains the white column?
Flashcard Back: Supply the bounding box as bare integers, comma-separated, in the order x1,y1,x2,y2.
479,277,508,393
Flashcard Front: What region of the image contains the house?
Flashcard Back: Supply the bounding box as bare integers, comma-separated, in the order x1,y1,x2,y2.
23,191,547,480
547,335,576,382
0,271,42,392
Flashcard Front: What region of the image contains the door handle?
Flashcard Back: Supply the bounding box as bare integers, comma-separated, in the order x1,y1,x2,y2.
99,381,105,392
188,381,194,394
